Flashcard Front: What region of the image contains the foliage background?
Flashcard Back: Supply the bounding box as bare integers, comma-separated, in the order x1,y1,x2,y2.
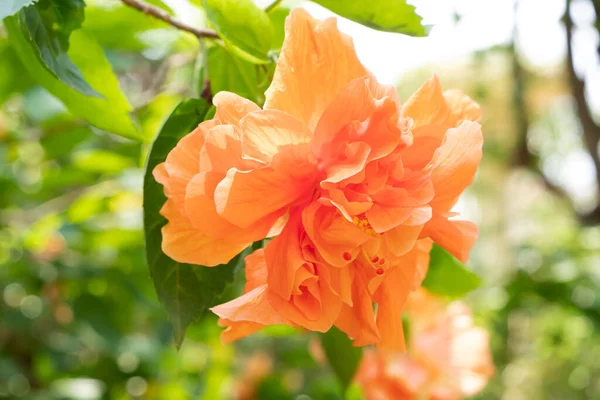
1,0,600,399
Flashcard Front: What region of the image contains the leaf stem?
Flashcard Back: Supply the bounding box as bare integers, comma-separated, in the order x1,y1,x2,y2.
265,0,283,13
120,0,219,39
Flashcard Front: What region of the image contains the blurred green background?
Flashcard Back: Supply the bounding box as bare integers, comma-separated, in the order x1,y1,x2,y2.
2,0,600,399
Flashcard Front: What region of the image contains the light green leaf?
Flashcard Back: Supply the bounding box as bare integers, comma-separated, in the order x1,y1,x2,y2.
143,99,247,348
320,326,363,393
202,0,274,63
311,0,427,36
147,0,173,13
206,44,273,106
19,2,102,97
0,0,35,20
83,4,169,51
5,16,141,141
268,7,289,50
422,244,482,298
72,150,135,175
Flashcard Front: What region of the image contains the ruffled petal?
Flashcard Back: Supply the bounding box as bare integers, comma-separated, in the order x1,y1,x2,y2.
427,121,483,213
239,109,313,162
160,121,215,212
314,75,404,163
334,268,380,346
302,202,372,267
264,8,367,130
159,199,247,266
424,217,478,263
401,74,450,131
211,285,292,343
213,91,261,128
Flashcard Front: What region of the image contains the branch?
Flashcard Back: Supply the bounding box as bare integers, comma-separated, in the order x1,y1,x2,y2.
121,0,219,39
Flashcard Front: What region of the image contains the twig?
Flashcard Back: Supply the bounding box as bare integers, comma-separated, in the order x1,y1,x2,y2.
200,79,213,103
121,0,219,39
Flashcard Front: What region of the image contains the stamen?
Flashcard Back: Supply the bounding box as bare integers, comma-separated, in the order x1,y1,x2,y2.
378,258,385,265
343,252,352,261
376,268,385,275
371,256,379,263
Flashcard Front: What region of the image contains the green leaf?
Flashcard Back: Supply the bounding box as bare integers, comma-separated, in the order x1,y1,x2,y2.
268,7,289,50
422,244,482,298
83,4,169,51
0,42,34,103
0,0,35,20
206,44,273,106
19,1,102,97
311,0,427,36
5,16,141,141
147,0,173,14
72,150,135,175
202,0,274,63
143,99,246,348
320,326,363,393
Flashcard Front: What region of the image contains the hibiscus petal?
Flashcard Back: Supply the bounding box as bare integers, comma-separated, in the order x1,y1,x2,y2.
313,76,402,162
161,121,215,212
264,8,367,130
214,165,310,229
373,266,418,352
302,202,372,267
239,109,313,162
244,249,268,292
185,172,276,243
217,319,266,344
443,89,482,125
401,74,449,131
425,217,478,263
159,199,247,266
211,284,292,343
213,91,261,128
428,121,483,212
334,269,380,346
264,215,307,300
382,225,424,257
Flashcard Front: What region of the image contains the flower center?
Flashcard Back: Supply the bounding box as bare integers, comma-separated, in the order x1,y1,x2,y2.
352,215,376,236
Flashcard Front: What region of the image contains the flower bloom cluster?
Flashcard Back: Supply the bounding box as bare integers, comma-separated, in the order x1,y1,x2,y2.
154,8,483,350
356,289,494,399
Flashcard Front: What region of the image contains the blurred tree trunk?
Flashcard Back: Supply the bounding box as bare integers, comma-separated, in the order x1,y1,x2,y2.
514,0,600,225
564,0,600,224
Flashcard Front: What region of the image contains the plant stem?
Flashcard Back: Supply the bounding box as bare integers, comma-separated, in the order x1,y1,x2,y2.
121,0,219,39
265,0,283,13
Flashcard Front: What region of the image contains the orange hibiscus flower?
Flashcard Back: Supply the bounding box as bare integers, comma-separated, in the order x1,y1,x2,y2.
154,8,483,349
356,289,494,400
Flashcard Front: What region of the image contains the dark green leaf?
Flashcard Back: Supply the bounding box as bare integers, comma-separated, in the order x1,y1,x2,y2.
36,0,85,49
202,0,274,63
5,16,141,140
206,44,273,106
0,0,35,19
320,326,363,393
422,244,482,298
18,1,101,97
311,0,427,36
143,99,247,348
